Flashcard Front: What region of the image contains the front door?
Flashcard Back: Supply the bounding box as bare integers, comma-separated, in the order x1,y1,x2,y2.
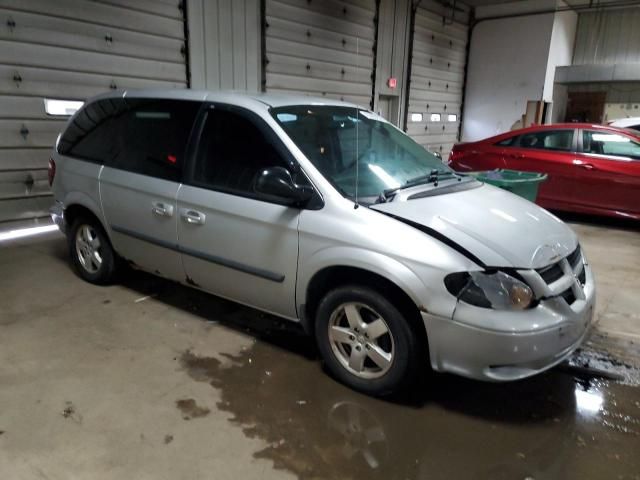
177,105,302,319
501,128,577,208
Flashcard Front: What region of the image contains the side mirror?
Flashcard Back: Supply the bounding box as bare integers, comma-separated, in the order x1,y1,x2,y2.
432,151,442,160
254,166,314,206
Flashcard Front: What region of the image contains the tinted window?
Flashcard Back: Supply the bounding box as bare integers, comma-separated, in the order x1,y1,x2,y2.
111,99,201,181
496,136,517,147
192,108,294,196
583,130,640,159
58,98,127,163
518,130,574,151
59,98,200,181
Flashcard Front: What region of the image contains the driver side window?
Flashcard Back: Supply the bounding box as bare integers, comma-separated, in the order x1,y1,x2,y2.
193,108,296,196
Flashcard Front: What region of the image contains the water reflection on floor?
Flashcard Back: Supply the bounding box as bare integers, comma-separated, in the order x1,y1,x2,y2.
177,331,639,480
121,269,640,480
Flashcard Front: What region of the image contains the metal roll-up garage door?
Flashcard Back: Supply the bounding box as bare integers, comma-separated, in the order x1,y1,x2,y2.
0,0,188,225
264,0,376,108
406,2,469,157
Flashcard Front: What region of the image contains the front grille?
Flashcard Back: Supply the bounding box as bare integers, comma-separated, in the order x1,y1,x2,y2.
538,263,564,284
560,287,576,305
567,246,582,269
536,245,582,285
578,266,586,285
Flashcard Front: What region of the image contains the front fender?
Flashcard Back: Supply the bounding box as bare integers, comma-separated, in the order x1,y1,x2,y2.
297,246,432,314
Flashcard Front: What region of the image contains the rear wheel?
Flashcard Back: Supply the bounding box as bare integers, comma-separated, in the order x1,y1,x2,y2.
315,285,423,396
68,216,118,284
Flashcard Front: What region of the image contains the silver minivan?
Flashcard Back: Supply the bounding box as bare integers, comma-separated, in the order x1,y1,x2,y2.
50,90,595,396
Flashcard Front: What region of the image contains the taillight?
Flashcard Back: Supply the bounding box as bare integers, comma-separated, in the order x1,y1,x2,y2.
48,157,56,186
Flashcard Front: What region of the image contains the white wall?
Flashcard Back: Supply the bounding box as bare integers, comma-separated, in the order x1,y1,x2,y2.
543,8,577,102
461,14,554,141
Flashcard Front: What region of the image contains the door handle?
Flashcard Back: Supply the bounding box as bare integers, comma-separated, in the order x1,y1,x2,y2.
152,202,173,217
578,163,594,170
181,209,205,225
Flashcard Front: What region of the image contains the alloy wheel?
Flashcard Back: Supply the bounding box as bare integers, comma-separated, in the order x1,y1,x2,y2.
328,302,395,379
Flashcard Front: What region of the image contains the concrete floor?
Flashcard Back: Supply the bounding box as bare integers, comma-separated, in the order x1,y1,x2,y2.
1,216,639,480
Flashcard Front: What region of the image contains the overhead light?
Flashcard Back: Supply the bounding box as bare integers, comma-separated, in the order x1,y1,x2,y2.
44,99,83,116
0,225,59,242
410,113,423,122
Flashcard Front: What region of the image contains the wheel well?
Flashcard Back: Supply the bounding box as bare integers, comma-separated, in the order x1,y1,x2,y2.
64,204,105,232
304,266,426,341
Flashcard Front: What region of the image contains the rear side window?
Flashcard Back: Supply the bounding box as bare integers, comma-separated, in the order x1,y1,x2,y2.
583,130,640,159
495,136,518,147
58,98,127,163
518,130,574,151
59,98,201,181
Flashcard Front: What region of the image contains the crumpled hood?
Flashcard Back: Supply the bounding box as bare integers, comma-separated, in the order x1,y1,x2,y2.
370,183,578,269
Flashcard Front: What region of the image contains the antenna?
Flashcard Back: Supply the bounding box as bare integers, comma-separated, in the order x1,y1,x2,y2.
354,36,360,209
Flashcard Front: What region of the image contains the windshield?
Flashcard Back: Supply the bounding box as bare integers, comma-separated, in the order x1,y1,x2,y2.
271,106,453,199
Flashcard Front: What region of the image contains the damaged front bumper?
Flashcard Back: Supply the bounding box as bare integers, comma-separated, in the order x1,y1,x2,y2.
423,263,595,382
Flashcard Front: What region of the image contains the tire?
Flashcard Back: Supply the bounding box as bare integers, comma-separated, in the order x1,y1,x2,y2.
68,216,118,284
315,285,424,397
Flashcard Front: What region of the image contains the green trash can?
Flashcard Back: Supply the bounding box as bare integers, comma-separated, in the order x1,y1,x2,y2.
467,169,548,202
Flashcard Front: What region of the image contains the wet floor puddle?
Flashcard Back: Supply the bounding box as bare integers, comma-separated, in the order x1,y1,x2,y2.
120,269,640,478
177,336,640,480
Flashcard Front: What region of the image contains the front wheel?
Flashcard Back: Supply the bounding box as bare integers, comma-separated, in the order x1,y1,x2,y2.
315,285,424,396
68,216,118,284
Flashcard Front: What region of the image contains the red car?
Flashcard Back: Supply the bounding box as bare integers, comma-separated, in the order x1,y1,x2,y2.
448,123,640,220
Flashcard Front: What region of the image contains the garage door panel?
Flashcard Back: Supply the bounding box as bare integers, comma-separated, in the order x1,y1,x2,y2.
414,10,468,41
265,0,375,108
267,54,372,84
0,148,50,170
0,120,66,148
408,101,461,113
414,25,467,52
0,2,187,223
269,0,375,33
409,88,461,103
411,65,462,83
267,37,373,67
0,41,186,82
0,169,49,200
0,0,184,39
0,195,52,223
0,9,185,63
98,0,183,19
406,123,459,136
407,1,468,155
411,50,465,73
266,87,371,108
0,95,51,120
266,73,372,98
267,18,374,55
412,41,466,63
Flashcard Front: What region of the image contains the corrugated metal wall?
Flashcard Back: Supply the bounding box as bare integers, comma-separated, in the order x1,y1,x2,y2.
187,0,261,91
573,7,640,65
406,1,469,156
264,0,377,107
0,0,188,225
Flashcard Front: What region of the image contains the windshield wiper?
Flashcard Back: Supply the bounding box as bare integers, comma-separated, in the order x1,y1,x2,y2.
380,169,458,200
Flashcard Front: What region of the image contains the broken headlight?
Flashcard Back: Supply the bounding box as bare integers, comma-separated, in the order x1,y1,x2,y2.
444,271,534,310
